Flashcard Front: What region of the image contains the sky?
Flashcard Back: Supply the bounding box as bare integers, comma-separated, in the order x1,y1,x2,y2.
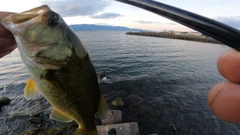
1,0,240,31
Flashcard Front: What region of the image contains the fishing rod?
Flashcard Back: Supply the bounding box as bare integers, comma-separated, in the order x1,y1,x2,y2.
115,0,240,51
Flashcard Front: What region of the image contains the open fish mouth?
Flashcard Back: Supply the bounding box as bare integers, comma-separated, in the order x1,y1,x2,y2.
1,5,50,24
1,5,53,35
1,5,72,70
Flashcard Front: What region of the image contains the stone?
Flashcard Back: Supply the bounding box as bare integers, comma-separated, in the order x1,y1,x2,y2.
106,90,128,103
30,113,40,117
20,121,140,135
28,117,42,124
97,122,140,135
0,97,10,106
98,71,107,78
101,110,122,125
169,123,177,132
94,117,102,125
19,128,43,135
19,123,78,135
124,94,143,107
111,98,124,107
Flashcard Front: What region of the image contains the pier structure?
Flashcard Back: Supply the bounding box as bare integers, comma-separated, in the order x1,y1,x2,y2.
126,32,222,44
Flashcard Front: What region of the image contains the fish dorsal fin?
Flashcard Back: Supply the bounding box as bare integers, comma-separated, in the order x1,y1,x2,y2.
96,95,109,120
24,78,41,100
50,109,73,122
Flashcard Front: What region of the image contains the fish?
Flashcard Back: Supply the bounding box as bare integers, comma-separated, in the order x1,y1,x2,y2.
1,5,108,135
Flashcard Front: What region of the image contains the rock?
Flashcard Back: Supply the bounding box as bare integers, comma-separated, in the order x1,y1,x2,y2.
94,118,102,125
38,124,42,128
19,128,43,135
111,98,124,107
20,121,139,135
106,90,128,103
28,117,42,124
19,123,78,135
169,123,177,132
124,94,143,107
98,71,107,78
0,97,10,106
97,122,140,135
21,122,138,135
101,110,122,125
98,70,111,83
30,113,40,117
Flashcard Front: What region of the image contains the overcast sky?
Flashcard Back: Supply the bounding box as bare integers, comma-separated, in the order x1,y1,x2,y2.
1,0,240,31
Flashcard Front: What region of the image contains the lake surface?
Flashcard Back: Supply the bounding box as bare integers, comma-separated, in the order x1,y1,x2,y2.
1,31,239,135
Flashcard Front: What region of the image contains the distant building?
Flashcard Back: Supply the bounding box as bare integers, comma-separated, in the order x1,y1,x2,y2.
162,29,169,33
168,30,174,34
161,30,203,36
173,31,181,35
187,32,202,36
173,31,188,35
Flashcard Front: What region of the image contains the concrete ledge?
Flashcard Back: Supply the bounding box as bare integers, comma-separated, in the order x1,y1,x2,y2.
97,122,140,135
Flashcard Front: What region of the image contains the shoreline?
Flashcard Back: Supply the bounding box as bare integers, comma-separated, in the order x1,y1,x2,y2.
126,32,222,44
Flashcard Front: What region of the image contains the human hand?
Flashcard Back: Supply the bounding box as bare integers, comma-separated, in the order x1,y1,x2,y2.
208,49,240,123
0,12,16,58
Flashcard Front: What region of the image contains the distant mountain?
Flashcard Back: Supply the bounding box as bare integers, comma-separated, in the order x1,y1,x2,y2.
69,24,144,32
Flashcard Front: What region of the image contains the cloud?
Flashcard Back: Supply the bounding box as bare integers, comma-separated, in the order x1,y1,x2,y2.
215,16,240,28
91,13,122,19
41,0,110,17
135,20,161,24
205,1,226,6
135,20,177,25
134,20,160,24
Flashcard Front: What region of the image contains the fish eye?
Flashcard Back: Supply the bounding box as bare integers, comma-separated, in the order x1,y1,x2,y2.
47,18,59,26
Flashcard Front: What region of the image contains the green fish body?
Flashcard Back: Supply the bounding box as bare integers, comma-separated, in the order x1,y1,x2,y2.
1,5,108,135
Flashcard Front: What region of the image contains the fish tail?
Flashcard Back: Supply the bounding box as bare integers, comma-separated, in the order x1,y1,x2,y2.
72,127,98,135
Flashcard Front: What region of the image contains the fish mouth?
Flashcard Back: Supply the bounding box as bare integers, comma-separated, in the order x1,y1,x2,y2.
1,5,51,34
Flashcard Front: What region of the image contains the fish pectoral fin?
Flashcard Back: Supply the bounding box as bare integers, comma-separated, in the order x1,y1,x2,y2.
50,109,73,122
73,127,97,135
96,95,109,120
24,78,41,100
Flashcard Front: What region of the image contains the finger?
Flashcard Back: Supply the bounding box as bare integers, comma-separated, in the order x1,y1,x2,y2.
0,12,15,39
0,37,16,48
208,82,240,123
0,25,14,39
0,37,16,58
0,43,16,53
0,45,16,58
0,12,14,18
217,49,240,83
0,51,12,58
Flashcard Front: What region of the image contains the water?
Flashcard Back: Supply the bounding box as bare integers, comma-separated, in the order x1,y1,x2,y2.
1,31,240,134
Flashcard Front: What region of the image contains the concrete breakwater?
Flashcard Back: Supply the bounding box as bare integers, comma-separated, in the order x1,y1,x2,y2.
126,32,222,44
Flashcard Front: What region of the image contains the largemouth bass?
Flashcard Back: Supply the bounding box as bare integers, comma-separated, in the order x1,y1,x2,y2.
1,5,108,135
